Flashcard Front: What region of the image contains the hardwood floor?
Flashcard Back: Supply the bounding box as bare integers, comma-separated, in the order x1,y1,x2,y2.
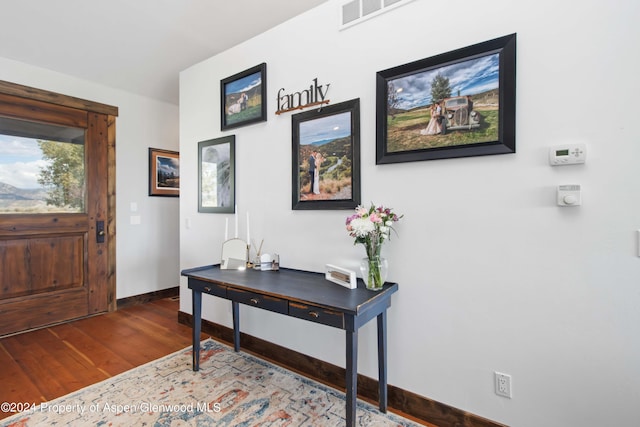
0,297,203,421
0,297,434,426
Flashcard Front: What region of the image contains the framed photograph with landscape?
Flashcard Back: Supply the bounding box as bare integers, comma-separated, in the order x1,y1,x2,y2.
221,63,267,130
376,33,516,164
198,135,235,213
148,148,179,197
291,98,361,210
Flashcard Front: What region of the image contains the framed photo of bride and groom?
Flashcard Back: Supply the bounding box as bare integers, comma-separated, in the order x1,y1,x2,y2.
375,33,516,164
291,98,361,210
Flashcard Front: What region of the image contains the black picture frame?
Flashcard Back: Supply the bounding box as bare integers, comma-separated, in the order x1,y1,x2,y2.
148,148,179,197
292,98,361,210
376,33,516,164
198,135,235,213
221,63,267,130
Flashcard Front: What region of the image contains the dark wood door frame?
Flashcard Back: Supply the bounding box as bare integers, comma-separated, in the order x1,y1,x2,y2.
0,80,118,318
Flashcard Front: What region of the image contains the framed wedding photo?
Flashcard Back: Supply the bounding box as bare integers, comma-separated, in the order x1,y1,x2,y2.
198,135,235,213
291,98,361,210
220,63,267,130
376,33,516,164
148,148,179,197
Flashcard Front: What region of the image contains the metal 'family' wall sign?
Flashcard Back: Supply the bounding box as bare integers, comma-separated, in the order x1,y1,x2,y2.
275,78,330,115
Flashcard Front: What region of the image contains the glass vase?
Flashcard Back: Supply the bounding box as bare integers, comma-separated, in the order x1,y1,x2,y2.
360,256,388,291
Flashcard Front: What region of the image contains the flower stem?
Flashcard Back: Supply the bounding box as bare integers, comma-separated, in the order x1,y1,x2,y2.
366,255,383,290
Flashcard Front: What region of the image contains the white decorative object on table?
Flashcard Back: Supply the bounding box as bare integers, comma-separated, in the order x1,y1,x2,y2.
221,238,248,270
325,264,357,289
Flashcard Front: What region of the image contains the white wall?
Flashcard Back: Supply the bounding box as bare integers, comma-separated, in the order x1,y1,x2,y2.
179,1,640,426
0,57,180,299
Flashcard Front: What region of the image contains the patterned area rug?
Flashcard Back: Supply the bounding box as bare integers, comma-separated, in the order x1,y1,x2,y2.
1,339,422,426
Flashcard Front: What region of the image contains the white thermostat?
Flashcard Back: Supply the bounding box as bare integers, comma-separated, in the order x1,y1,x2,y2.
549,143,586,166
557,184,581,206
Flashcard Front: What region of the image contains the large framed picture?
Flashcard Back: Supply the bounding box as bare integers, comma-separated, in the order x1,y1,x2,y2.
376,33,516,164
148,148,179,197
291,98,361,210
221,63,267,130
198,135,235,213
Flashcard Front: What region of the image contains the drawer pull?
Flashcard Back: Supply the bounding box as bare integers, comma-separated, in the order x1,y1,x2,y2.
204,286,211,292
308,311,319,318
250,298,260,304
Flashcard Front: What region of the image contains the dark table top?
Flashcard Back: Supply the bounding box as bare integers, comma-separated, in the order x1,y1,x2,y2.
182,265,398,315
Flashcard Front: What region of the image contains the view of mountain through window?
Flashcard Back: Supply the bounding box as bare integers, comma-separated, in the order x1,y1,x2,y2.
0,118,85,214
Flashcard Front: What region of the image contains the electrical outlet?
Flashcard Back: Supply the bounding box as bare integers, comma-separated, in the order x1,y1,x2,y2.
494,372,512,398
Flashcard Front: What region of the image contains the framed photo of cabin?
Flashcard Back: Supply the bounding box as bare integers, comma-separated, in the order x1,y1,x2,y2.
376,33,516,164
198,135,235,213
148,148,179,197
291,98,361,210
221,63,267,130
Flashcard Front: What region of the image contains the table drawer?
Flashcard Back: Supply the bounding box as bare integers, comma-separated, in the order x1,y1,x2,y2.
289,302,344,329
227,288,288,314
189,279,227,298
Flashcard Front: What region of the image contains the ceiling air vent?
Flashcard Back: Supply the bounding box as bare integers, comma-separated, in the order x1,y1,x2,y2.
340,0,416,30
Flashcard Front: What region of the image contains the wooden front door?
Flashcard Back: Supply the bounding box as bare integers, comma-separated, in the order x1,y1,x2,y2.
0,83,117,336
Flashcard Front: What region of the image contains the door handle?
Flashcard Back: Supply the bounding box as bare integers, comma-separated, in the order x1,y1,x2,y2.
96,220,105,243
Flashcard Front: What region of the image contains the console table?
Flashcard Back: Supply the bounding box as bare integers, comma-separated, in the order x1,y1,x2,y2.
181,265,398,427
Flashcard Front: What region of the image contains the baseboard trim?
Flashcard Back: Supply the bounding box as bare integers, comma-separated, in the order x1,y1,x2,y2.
117,287,179,309
178,310,506,427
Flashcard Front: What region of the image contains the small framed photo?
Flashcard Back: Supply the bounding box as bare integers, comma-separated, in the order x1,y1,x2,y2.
221,63,267,130
376,33,516,164
148,148,179,197
198,135,235,213
291,98,361,210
